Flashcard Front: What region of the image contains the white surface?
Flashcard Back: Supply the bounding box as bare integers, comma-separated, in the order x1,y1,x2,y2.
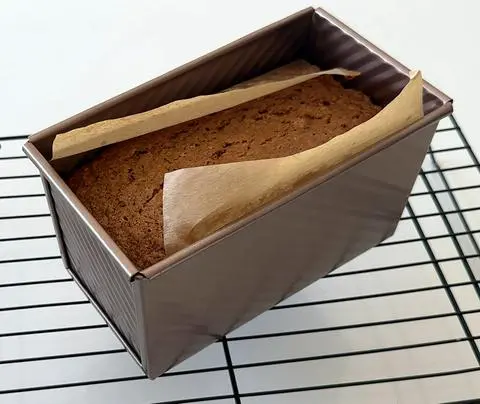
1,1,480,403
0,0,479,153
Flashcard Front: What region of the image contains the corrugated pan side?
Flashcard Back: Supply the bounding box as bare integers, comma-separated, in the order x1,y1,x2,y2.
306,9,449,113
49,185,141,355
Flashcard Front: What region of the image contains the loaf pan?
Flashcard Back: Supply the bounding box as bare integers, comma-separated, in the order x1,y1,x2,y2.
23,6,453,378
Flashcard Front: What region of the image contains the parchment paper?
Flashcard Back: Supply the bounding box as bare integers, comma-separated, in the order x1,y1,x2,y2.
51,60,423,257
52,60,357,160
163,70,423,254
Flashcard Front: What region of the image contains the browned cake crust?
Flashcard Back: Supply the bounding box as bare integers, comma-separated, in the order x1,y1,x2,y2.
67,75,381,269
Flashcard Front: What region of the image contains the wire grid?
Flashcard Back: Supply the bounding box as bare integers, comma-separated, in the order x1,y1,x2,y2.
1,115,480,404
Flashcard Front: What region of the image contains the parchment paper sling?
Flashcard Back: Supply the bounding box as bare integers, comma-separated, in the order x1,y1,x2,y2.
52,60,423,255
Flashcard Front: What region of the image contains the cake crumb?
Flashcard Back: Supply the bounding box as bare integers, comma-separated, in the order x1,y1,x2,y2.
68,75,381,269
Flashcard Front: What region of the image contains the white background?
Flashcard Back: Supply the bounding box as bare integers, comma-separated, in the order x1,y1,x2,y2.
1,1,480,403
1,0,479,153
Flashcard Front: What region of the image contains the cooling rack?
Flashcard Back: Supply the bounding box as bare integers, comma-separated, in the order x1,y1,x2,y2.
1,115,479,403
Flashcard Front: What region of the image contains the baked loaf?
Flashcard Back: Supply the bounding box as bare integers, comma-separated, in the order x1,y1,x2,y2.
68,75,381,269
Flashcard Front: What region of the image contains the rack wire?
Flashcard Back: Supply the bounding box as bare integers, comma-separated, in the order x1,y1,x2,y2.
1,115,479,403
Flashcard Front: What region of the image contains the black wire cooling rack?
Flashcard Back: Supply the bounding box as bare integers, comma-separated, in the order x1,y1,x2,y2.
1,115,479,404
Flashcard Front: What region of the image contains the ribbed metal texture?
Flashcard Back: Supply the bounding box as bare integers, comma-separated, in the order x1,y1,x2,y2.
50,186,139,354
307,12,443,114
